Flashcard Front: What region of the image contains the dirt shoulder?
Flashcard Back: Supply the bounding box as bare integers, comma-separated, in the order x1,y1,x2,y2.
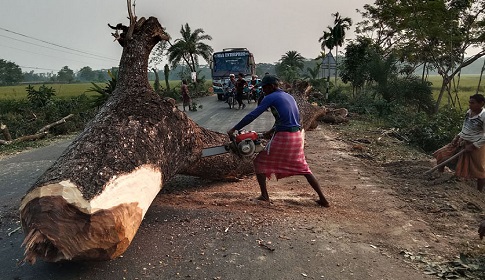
158,121,485,279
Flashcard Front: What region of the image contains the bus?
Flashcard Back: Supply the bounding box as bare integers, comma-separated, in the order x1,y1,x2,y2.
210,48,256,100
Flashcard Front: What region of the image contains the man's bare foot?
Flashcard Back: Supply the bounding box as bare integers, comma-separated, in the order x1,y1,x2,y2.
316,199,330,207
257,195,270,202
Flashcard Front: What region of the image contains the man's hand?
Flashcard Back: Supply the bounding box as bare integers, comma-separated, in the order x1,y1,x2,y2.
479,220,485,239
451,136,459,146
227,128,236,137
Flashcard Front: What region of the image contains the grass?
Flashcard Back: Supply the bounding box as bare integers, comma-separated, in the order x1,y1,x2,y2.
427,74,484,109
0,83,101,100
0,80,214,100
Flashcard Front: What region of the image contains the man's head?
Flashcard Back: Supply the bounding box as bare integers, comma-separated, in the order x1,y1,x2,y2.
229,73,235,80
469,93,485,111
238,73,244,79
260,75,279,94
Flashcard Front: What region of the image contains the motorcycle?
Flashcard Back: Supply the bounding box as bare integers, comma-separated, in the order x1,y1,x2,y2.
246,85,261,104
225,87,237,109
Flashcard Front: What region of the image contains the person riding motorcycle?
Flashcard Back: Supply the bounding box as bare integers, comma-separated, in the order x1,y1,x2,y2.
248,75,261,102
224,74,236,102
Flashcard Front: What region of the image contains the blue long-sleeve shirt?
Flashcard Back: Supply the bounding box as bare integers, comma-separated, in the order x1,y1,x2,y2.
233,89,301,132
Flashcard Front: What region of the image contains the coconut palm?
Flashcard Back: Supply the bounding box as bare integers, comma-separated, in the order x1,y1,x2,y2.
167,23,213,74
318,27,335,55
331,12,352,83
277,51,306,83
280,50,305,70
318,27,336,85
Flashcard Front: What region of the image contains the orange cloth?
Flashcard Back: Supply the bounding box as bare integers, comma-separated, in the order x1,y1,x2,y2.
433,142,485,179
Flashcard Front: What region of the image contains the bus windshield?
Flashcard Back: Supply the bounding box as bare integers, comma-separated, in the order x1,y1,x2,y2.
212,51,250,78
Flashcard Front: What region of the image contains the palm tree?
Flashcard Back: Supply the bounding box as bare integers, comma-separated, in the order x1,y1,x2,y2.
331,12,352,84
167,23,213,74
277,51,306,83
318,27,335,55
280,50,305,70
318,27,335,96
302,62,322,85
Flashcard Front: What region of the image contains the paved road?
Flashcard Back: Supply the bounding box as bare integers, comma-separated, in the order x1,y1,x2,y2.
185,95,274,133
0,95,430,280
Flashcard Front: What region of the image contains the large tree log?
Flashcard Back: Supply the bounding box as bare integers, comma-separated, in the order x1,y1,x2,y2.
20,16,208,264
20,16,328,264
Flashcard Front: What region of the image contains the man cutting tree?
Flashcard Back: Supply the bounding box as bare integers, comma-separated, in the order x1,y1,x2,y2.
227,75,330,207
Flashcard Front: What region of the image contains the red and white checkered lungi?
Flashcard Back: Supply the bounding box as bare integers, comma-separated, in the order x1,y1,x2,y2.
254,131,312,179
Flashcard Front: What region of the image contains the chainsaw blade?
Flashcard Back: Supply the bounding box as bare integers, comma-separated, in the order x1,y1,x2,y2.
202,145,230,157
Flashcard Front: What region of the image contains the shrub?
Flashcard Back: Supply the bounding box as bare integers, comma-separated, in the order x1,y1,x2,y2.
26,84,56,108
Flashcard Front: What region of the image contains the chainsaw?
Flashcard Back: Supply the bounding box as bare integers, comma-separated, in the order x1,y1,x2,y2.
202,130,265,158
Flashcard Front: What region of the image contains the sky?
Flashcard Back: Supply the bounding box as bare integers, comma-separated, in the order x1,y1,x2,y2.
0,0,372,74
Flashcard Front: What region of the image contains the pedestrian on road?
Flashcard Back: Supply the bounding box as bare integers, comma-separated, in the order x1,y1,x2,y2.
433,93,485,191
235,73,247,110
227,75,330,207
181,80,192,112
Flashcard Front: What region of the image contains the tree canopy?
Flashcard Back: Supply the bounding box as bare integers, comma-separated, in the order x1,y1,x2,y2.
0,59,23,86
357,0,485,111
57,66,74,83
77,66,95,82
167,23,213,74
276,50,306,82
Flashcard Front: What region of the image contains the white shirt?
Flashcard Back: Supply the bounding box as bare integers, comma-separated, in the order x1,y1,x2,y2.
459,108,485,148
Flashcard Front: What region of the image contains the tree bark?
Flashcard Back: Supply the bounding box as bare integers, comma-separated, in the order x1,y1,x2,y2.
20,17,327,264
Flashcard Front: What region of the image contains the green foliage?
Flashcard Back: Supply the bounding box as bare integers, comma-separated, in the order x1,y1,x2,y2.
276,51,306,83
167,23,213,73
331,12,353,49
0,58,23,86
86,70,117,107
358,0,485,111
57,66,75,83
176,68,210,98
0,95,96,140
388,77,434,113
390,106,463,152
340,37,377,94
348,93,396,117
334,83,461,153
302,62,322,81
319,27,335,52
26,84,56,108
0,83,105,100
77,66,95,82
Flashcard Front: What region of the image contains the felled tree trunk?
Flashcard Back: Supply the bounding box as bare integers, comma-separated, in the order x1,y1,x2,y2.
20,17,328,264
20,16,230,264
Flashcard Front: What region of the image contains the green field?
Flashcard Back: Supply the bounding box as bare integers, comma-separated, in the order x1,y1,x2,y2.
1,76,484,107
426,74,483,109
0,81,189,100
0,83,102,100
